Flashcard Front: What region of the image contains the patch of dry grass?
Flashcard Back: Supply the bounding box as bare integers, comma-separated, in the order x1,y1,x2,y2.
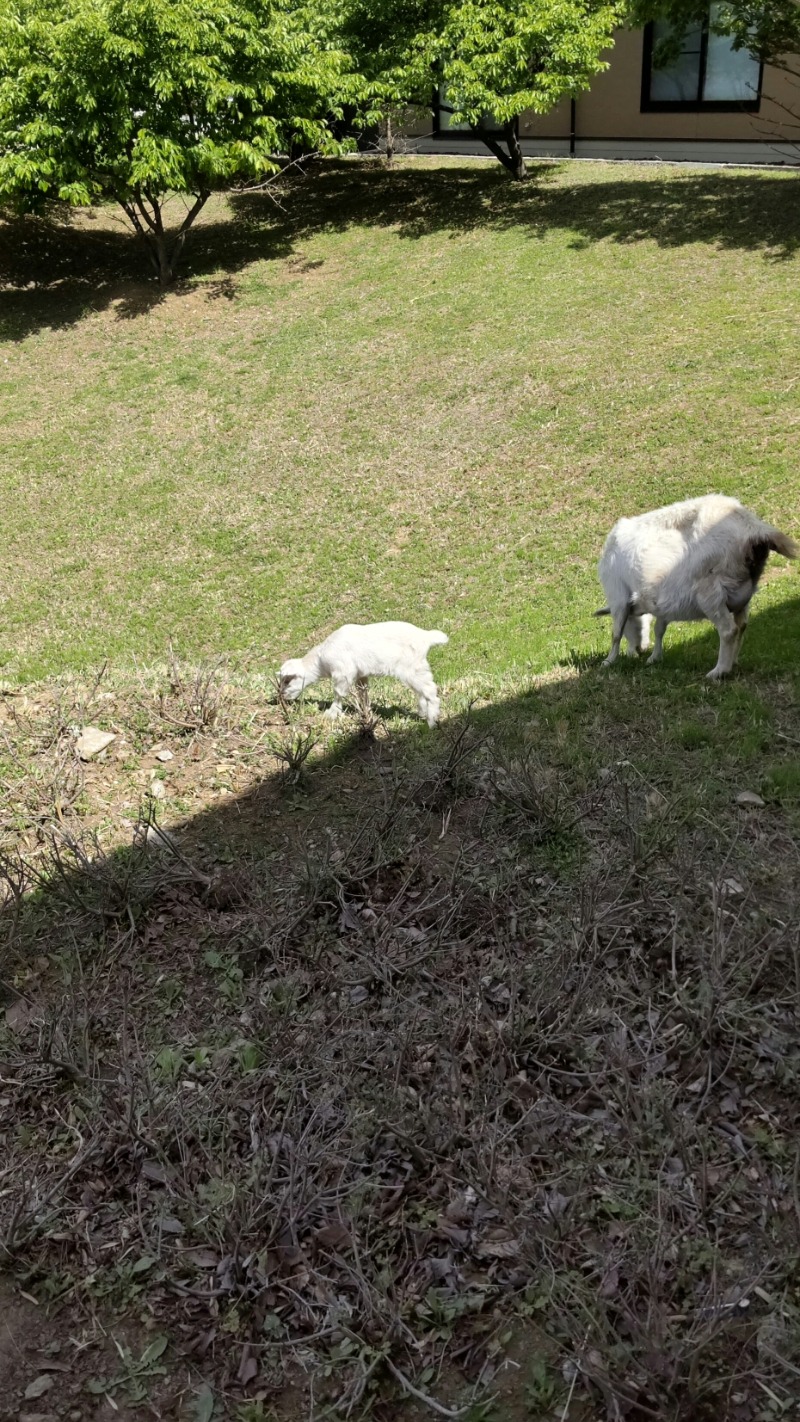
1,651,799,1420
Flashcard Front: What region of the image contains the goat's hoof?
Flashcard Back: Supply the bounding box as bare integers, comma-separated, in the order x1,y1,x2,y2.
601,657,615,668
646,654,661,666
706,668,729,682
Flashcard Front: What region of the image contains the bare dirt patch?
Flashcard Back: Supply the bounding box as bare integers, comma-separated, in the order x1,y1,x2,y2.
1,657,800,1420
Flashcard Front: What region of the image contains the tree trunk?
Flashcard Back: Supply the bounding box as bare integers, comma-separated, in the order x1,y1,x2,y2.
385,112,395,168
118,189,210,285
154,235,173,286
504,121,527,181
473,121,527,180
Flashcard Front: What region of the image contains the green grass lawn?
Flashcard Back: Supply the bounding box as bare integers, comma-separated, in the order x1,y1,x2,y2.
1,155,798,684
2,158,800,1422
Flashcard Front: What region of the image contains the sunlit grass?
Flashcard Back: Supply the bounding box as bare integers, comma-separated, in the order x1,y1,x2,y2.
1,156,798,683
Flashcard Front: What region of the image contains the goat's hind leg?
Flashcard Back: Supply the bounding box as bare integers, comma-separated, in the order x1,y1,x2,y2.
734,606,749,658
602,604,631,667
404,663,441,727
699,587,740,680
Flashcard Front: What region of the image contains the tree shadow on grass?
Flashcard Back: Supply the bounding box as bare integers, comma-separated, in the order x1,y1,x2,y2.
0,598,799,1416
0,196,297,341
2,158,798,341
233,156,800,259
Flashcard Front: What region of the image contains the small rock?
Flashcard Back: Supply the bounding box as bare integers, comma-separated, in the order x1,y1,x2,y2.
75,727,116,761
349,985,369,1005
396,926,426,944
645,789,667,816
155,749,174,762
5,998,40,1032
722,877,745,896
735,790,765,808
24,1375,55,1400
148,778,166,800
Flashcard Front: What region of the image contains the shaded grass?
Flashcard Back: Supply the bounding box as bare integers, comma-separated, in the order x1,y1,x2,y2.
1,157,799,683
1,646,799,1419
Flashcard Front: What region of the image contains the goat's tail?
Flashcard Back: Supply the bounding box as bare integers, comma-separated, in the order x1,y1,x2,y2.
744,528,798,586
593,607,611,618
427,630,449,647
767,529,799,560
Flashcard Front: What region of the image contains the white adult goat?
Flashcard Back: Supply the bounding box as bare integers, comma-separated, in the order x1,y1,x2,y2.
279,621,448,725
596,494,797,679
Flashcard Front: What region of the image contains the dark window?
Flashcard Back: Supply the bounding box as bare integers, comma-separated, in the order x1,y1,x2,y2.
641,5,762,112
434,88,503,136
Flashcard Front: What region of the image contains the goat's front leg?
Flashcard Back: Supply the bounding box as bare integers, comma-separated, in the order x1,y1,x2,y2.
324,676,352,719
624,614,646,656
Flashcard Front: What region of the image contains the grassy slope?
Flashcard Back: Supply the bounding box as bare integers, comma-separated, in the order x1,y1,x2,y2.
1,156,799,683
2,159,800,1421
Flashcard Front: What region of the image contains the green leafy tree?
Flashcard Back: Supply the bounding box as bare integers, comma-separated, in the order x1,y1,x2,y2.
0,0,359,282
628,2,800,67
433,0,625,178
342,0,624,179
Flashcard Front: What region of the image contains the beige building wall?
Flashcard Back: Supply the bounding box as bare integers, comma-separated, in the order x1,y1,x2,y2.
576,28,797,143
404,25,800,163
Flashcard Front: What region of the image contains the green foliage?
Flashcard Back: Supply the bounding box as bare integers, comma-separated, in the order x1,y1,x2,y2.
627,1,800,64
342,0,624,177
0,0,359,278
432,0,624,125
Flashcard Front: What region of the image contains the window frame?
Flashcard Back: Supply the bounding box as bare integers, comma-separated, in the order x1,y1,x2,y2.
640,16,763,114
432,88,507,138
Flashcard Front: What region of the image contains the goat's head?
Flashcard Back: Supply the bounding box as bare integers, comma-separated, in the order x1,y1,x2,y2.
278,658,309,701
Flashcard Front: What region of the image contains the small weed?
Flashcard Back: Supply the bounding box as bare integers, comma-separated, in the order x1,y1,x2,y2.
203,946,244,1003
267,726,320,781
235,1405,276,1422
87,1335,168,1406
524,1355,558,1412
152,644,229,735
353,678,380,737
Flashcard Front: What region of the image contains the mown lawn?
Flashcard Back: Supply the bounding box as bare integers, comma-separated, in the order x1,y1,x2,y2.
1,156,798,683
1,158,800,1422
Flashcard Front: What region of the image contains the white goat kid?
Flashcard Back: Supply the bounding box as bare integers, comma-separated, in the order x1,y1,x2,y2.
279,622,449,725
597,494,797,680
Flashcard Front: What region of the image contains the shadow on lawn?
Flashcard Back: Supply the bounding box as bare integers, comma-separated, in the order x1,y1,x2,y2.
0,599,799,1418
1,158,798,340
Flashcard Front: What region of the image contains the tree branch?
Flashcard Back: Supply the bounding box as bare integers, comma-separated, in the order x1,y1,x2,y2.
170,189,211,271
133,185,158,233
472,125,515,173
117,197,160,276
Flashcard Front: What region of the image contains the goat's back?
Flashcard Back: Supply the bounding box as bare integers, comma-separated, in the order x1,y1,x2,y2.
600,494,796,618
322,622,447,663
